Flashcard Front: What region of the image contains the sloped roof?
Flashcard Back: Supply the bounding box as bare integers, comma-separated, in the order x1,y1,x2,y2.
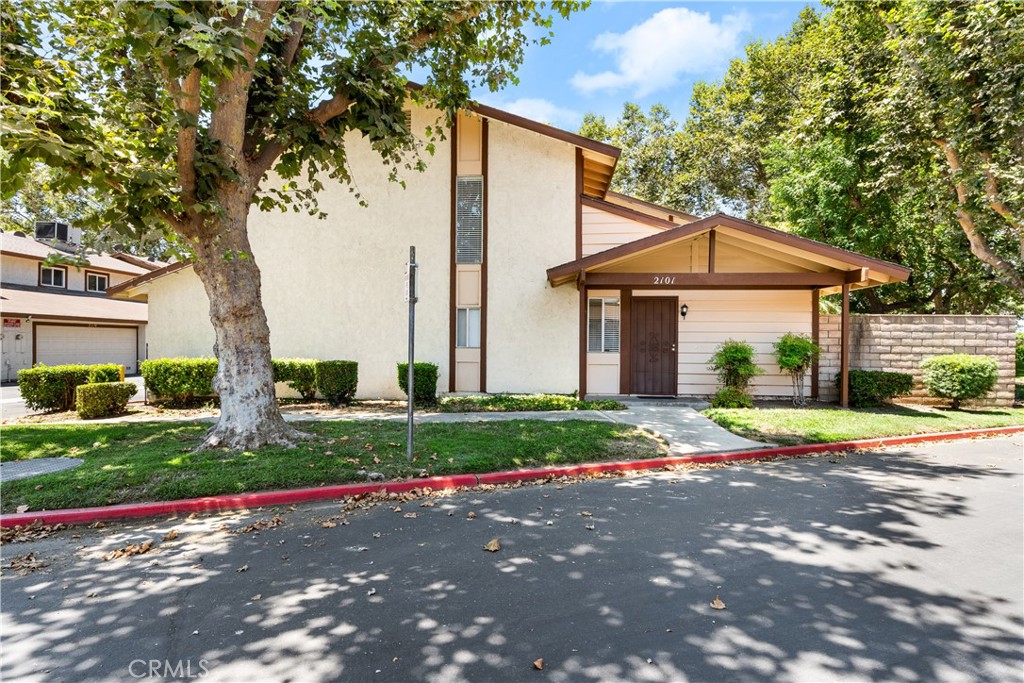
0,231,153,276
1,285,148,323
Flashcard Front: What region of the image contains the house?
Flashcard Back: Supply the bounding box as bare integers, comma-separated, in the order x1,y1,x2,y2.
0,224,163,381
109,104,909,406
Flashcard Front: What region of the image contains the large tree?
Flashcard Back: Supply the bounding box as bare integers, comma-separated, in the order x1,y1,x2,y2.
1,0,582,449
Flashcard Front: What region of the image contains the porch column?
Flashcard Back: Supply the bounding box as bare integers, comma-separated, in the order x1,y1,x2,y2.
578,285,587,399
811,289,819,400
840,284,850,408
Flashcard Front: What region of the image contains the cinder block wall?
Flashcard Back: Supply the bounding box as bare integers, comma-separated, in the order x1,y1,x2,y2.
817,314,1017,406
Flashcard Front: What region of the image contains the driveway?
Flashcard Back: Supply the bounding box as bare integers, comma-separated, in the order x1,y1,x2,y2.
2,437,1022,682
0,375,145,420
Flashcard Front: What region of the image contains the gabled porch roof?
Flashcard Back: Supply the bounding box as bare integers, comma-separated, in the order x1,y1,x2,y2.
548,213,911,292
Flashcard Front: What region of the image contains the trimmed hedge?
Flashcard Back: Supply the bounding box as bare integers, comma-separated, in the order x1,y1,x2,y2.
141,358,217,404
76,382,138,419
440,393,626,413
846,369,914,408
398,362,439,406
921,354,999,409
315,360,358,405
273,358,318,400
18,364,123,412
710,386,754,409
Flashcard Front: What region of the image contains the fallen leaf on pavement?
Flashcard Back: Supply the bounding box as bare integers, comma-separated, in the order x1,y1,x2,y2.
483,538,501,552
420,501,435,507
403,512,417,519
710,596,726,610
580,511,592,517
467,511,477,520
1,520,66,545
233,517,284,534
533,658,544,670
236,564,249,573
322,522,337,528
163,530,180,542
6,552,48,574
103,540,153,561
250,594,262,600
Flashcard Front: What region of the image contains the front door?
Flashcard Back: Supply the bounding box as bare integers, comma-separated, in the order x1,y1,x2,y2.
631,298,678,396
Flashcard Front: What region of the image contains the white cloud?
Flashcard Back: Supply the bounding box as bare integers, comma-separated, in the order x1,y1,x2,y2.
571,7,752,97
485,97,582,129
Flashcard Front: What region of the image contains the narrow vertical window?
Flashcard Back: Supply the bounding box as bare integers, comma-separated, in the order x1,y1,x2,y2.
455,177,483,264
587,297,620,353
456,308,481,348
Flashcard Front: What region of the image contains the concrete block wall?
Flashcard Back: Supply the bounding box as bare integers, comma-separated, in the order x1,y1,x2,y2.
817,314,1017,406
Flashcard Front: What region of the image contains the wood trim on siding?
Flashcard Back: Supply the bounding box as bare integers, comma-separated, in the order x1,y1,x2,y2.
575,148,584,260
811,289,819,399
448,116,458,393
579,288,587,399
480,118,489,393
840,284,850,408
585,272,851,288
708,229,716,274
581,196,678,231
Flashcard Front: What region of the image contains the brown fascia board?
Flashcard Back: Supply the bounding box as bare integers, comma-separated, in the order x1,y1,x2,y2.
604,191,699,222
546,212,912,284
106,260,191,296
112,252,165,271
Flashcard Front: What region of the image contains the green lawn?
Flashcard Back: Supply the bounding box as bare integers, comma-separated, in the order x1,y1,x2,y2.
704,404,1024,446
0,420,661,513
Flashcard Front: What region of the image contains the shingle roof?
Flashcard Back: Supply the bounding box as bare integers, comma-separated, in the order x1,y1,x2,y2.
0,231,153,276
0,284,148,323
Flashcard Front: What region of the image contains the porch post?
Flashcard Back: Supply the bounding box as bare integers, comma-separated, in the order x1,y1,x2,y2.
619,289,632,394
579,286,587,399
840,284,850,408
811,289,819,399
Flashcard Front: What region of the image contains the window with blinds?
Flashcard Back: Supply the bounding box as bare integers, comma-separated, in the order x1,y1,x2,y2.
456,176,483,263
588,298,621,353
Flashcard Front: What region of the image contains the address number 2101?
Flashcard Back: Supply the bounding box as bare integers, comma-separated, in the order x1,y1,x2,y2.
653,276,677,285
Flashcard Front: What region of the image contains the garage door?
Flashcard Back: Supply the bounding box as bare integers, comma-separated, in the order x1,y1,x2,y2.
35,325,139,373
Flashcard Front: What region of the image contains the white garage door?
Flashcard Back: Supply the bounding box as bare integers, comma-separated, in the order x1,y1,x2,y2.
36,325,139,373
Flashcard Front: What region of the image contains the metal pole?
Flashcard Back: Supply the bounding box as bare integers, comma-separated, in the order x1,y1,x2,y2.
406,246,417,461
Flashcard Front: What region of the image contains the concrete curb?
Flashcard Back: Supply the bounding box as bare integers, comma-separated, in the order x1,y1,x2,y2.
3,425,1021,528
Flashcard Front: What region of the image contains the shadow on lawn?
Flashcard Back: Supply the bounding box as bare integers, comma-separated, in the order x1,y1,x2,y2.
3,443,1022,682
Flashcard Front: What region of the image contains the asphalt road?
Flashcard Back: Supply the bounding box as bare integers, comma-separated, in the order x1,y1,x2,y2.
2,437,1022,682
0,375,145,419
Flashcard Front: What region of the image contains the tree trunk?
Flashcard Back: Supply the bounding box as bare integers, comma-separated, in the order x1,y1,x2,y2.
191,195,307,450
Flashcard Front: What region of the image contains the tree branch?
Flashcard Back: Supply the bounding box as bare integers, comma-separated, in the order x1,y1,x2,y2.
979,151,1022,235
934,139,1024,292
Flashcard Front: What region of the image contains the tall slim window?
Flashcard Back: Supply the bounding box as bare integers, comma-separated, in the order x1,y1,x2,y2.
456,308,481,348
588,298,621,353
455,177,483,264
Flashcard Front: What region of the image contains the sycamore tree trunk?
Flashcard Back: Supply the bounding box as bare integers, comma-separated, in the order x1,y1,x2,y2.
191,192,307,450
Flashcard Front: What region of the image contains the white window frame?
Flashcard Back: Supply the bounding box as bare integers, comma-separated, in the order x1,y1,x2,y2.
456,307,482,348
40,266,66,289
86,272,109,293
588,297,621,353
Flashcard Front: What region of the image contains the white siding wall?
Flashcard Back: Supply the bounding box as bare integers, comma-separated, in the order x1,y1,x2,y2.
487,121,578,393
581,205,664,256
1,256,41,287
146,268,217,359
632,289,813,397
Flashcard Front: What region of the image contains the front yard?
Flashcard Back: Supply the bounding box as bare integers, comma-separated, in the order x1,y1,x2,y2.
0,419,660,513
703,404,1024,446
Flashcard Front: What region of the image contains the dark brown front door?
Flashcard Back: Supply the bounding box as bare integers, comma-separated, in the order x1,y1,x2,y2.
631,298,678,396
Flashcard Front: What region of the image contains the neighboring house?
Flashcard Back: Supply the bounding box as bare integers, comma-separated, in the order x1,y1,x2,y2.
110,104,909,405
0,224,164,381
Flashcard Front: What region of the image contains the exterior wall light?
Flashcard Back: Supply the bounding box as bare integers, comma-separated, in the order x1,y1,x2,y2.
680,303,689,319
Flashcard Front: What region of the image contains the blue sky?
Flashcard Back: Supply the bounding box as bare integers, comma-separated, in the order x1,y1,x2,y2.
473,1,818,130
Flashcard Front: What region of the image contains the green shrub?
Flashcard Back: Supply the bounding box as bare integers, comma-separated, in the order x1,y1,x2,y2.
272,358,318,400
1015,333,1023,376
708,339,763,407
439,393,626,413
18,364,91,411
141,358,218,404
397,362,439,406
315,360,358,405
710,386,754,409
921,354,999,409
75,382,138,419
773,333,820,406
87,364,122,383
846,369,915,408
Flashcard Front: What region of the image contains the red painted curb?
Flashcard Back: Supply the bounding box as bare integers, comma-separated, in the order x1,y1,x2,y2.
3,425,1020,528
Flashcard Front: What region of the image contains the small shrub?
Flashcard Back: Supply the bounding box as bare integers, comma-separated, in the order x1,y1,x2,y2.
397,362,439,406
17,364,91,411
141,358,217,404
1016,333,1023,376
773,333,819,406
921,354,999,409
710,386,754,409
439,393,626,413
87,364,122,383
272,358,318,400
315,360,358,405
846,369,914,408
76,382,138,419
708,339,763,407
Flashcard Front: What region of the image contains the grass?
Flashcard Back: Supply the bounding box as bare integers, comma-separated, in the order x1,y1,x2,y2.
439,393,626,413
704,404,1024,446
0,419,661,513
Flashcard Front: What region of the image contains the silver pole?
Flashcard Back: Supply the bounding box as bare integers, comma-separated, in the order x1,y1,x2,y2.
406,246,417,462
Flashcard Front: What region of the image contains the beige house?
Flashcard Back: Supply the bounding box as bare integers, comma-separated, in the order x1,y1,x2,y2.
110,103,909,406
0,226,163,381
